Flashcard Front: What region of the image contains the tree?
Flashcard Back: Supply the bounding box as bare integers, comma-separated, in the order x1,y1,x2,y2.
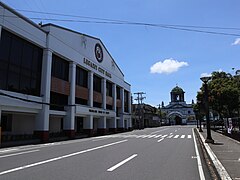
197,71,239,120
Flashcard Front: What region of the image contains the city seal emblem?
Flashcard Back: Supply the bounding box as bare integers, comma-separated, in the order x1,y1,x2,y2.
95,43,103,63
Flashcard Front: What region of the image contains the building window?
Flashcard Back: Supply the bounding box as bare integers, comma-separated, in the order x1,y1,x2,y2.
93,75,101,93
1,114,12,132
93,102,102,108
106,104,113,110
106,81,112,97
75,97,88,105
51,54,69,81
124,90,129,113
0,29,42,96
76,66,88,88
116,86,121,99
50,92,68,111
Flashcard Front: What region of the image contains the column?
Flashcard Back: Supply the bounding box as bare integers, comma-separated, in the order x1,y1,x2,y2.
64,62,76,139
118,87,125,131
109,84,117,132
35,48,52,142
98,117,106,135
109,117,117,133
102,78,106,109
83,115,93,136
113,84,117,112
88,71,93,107
0,25,2,38
0,108,2,147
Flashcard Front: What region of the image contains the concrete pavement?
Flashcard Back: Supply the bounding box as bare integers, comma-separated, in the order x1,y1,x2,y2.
0,126,207,180
196,127,240,180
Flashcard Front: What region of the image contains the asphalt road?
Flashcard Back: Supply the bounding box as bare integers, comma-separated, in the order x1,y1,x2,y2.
0,126,209,180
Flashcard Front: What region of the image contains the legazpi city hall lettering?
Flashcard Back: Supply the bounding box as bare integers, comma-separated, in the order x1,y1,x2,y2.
83,58,112,78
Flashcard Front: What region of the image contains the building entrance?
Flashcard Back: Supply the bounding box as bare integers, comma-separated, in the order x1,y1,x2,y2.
175,116,182,125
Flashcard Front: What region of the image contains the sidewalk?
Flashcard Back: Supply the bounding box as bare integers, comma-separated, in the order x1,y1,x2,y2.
196,128,240,180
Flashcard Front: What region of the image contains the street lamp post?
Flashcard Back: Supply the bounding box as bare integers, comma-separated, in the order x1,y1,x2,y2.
200,76,214,143
197,100,203,132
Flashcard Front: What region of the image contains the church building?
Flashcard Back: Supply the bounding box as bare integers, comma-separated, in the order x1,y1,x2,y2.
161,86,195,125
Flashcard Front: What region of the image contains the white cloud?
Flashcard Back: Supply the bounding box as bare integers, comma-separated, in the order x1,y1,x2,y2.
150,58,188,74
200,72,211,78
232,38,240,45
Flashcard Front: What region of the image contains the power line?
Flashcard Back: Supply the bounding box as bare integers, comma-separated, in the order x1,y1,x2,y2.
10,9,240,37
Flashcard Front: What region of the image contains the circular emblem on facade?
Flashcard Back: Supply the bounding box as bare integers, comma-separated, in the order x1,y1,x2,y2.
95,43,103,63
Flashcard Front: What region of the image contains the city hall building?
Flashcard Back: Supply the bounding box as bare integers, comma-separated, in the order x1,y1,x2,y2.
0,2,132,142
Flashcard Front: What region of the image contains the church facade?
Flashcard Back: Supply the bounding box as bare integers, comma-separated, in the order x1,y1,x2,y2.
161,86,195,125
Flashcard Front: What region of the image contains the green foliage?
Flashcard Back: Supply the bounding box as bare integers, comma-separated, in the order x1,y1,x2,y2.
196,71,240,119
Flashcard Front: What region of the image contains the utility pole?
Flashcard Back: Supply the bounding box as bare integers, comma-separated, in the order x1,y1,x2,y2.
134,92,146,129
157,104,162,126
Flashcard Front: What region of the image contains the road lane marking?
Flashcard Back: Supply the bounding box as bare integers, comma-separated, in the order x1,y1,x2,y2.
0,140,128,176
0,148,19,154
0,150,40,158
167,135,173,138
154,135,162,138
188,135,192,139
148,135,156,138
174,135,179,138
161,135,168,138
192,129,205,180
157,138,164,142
180,135,185,138
107,154,138,172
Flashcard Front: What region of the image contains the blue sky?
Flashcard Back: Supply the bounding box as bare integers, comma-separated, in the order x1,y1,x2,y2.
2,0,240,107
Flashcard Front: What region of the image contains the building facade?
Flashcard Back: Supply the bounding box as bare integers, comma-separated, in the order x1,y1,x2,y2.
0,2,132,143
132,104,160,129
161,86,195,125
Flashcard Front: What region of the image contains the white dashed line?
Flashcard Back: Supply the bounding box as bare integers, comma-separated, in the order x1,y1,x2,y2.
107,154,138,172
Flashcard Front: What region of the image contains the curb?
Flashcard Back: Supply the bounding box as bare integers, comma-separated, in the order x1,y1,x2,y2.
196,130,232,180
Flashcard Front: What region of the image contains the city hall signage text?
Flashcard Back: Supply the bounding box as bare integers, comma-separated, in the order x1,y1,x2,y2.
83,58,112,78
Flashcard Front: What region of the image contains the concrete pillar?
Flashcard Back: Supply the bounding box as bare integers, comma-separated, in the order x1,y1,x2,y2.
102,78,106,109
83,115,93,136
110,84,117,133
109,117,117,133
113,84,117,112
98,117,106,135
64,62,76,139
128,92,131,113
0,25,2,38
35,48,52,142
88,71,94,107
0,108,2,147
118,87,125,131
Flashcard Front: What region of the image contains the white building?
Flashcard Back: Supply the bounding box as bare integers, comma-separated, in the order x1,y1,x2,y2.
161,86,195,125
0,2,132,142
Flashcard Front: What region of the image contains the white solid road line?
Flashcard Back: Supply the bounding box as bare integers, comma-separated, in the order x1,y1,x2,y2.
157,138,164,142
0,150,40,159
198,131,232,180
192,129,205,180
0,140,128,176
0,148,19,154
107,154,138,172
